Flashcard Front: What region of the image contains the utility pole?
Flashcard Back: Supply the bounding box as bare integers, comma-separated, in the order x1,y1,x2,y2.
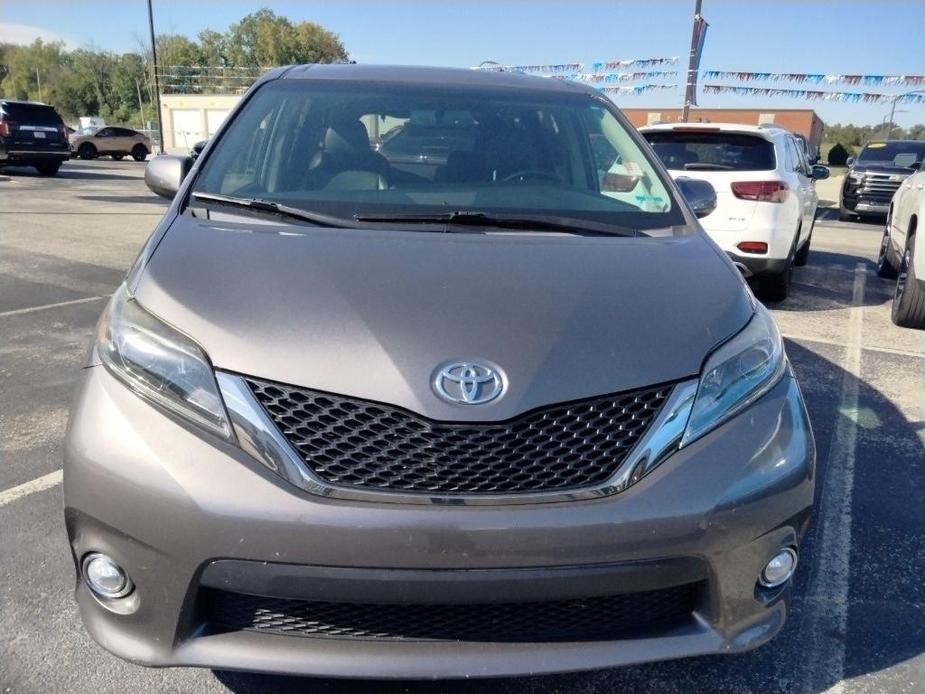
681,0,705,122
147,0,165,154
886,90,924,139
35,68,43,102
135,78,147,131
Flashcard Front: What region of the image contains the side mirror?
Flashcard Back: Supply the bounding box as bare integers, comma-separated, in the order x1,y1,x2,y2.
846,157,855,166
811,164,830,180
676,177,717,219
144,154,192,198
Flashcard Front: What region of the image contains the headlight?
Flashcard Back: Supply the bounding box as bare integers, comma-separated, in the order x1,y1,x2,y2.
97,284,233,440
848,171,865,183
681,303,786,446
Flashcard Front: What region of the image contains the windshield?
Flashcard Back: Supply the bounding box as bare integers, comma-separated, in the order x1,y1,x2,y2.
191,79,682,232
643,130,776,171
1,102,62,125
857,141,925,167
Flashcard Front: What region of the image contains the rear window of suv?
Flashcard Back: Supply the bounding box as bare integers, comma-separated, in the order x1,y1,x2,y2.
643,130,776,172
0,102,63,125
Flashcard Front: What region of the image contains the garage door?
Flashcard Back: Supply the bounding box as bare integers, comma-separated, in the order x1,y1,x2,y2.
171,109,202,149
206,109,230,137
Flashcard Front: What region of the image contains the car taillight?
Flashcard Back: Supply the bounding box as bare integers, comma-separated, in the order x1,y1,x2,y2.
731,181,789,203
58,123,68,139
0,119,14,137
737,241,769,254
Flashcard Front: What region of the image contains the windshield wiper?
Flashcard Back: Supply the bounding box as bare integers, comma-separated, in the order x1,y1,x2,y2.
352,210,637,237
190,192,354,228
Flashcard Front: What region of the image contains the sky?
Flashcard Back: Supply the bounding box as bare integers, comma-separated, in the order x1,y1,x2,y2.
2,0,924,128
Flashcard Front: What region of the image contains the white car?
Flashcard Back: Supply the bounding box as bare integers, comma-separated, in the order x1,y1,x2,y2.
640,123,829,301
878,166,925,329
70,126,151,161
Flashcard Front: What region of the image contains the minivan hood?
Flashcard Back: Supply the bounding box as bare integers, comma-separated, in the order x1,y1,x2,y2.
134,216,753,421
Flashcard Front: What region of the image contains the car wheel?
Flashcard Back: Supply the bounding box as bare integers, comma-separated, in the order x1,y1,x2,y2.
891,237,925,329
131,145,148,162
112,154,124,161
794,227,812,267
876,224,899,279
78,143,97,160
35,161,61,177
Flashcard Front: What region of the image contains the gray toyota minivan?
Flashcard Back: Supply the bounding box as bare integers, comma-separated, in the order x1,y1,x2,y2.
64,64,815,678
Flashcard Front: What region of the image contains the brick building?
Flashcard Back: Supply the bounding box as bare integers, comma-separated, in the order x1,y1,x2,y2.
621,108,826,150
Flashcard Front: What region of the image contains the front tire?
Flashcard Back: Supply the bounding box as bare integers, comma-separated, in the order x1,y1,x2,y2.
794,226,812,267
876,225,899,279
891,239,925,329
78,143,97,160
131,144,148,162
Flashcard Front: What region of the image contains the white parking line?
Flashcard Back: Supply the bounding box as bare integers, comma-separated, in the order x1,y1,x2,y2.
0,295,106,318
800,262,866,694
0,470,63,509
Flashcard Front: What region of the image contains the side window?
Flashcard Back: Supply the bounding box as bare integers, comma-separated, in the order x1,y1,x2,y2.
786,137,805,175
96,128,113,138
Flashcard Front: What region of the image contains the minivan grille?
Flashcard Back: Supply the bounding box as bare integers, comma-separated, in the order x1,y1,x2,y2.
245,378,672,495
203,582,700,642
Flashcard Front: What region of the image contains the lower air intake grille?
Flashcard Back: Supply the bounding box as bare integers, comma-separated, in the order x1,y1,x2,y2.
203,583,700,642
245,377,673,494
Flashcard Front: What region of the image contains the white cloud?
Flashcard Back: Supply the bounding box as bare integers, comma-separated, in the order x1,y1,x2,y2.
0,23,77,49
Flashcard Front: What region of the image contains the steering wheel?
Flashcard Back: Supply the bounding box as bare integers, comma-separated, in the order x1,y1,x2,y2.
502,170,561,183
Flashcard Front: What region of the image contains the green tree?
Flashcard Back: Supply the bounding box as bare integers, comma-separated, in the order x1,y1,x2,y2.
226,8,347,67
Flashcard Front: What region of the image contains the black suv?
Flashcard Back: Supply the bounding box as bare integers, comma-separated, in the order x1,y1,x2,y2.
0,99,70,176
839,140,925,221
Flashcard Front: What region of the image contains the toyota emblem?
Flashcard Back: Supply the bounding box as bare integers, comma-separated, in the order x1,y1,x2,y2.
433,361,505,405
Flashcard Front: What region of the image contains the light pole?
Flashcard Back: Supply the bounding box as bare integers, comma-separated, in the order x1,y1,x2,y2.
886,90,925,139
147,0,165,154
681,0,706,122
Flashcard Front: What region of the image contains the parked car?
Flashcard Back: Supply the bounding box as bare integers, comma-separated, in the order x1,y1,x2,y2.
839,140,925,221
878,166,925,328
641,123,829,301
0,99,70,176
66,64,815,679
794,133,819,164
70,126,151,161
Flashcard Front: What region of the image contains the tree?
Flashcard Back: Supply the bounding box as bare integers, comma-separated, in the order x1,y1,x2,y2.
226,8,347,67
828,143,853,166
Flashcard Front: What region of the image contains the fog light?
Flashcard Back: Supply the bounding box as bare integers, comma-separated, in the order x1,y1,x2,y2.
83,553,133,599
759,547,797,588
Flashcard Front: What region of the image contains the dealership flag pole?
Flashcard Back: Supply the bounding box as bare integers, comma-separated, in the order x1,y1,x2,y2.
147,0,165,154
681,0,708,122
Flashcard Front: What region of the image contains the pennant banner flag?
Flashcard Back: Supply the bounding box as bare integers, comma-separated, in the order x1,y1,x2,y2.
601,84,679,96
475,62,584,73
703,84,925,104
702,71,925,87
592,57,678,72
568,71,678,84
474,57,678,74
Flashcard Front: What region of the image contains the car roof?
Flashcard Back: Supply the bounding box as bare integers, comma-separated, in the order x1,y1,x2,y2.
639,122,784,141
0,99,51,107
278,63,599,95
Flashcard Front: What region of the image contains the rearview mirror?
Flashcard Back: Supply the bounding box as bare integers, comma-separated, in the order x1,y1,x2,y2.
144,154,192,199
811,164,830,180
676,177,717,219
846,157,855,166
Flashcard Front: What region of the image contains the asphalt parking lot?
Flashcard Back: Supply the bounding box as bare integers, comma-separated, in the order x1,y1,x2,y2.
1,159,923,694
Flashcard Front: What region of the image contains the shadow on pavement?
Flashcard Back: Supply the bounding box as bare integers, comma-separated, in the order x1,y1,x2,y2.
212,343,925,693
78,194,168,205
770,252,886,313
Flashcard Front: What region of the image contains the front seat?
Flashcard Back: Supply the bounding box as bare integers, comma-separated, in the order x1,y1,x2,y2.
308,118,390,179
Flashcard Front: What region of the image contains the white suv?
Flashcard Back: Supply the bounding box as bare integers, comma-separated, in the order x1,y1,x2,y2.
640,123,829,301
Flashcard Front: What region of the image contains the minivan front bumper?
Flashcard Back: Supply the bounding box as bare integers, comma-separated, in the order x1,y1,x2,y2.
64,365,814,678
